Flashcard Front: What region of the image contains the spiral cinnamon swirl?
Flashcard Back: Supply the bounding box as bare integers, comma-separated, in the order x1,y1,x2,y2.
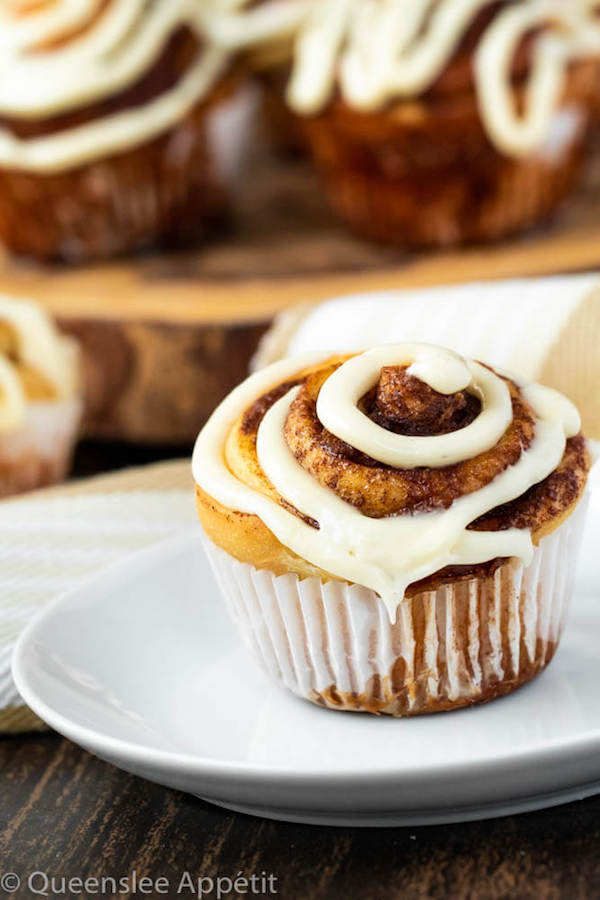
0,0,242,261
193,343,590,716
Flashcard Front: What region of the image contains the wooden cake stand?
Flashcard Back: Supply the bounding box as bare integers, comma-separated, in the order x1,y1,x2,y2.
1,151,600,444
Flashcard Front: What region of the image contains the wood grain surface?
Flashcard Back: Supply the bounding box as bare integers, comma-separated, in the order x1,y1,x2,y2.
1,733,600,900
2,146,600,444
62,318,268,444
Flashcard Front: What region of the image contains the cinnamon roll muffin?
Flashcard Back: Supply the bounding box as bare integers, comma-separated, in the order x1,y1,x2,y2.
193,343,590,716
0,296,81,495
211,0,600,246
0,0,243,262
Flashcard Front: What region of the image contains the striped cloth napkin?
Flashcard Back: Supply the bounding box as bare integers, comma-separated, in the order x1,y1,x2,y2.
0,460,196,733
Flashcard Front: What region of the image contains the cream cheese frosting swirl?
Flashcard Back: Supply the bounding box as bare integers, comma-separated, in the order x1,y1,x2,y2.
0,295,79,432
207,0,600,156
193,343,582,620
0,0,229,172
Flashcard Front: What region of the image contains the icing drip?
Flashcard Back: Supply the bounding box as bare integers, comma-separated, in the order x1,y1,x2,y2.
0,295,79,433
208,0,600,155
0,0,228,172
192,343,581,621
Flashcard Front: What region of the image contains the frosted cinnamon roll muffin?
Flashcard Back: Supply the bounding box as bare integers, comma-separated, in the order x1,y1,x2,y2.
0,296,81,495
0,0,242,262
193,343,590,716
210,0,600,246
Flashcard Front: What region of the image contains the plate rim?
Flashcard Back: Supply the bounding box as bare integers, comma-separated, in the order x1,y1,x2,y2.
12,526,600,788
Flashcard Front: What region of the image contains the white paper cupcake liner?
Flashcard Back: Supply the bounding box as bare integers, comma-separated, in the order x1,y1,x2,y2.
201,494,589,716
0,397,82,497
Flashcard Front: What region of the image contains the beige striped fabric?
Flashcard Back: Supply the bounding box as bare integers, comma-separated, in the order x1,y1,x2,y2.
0,459,195,733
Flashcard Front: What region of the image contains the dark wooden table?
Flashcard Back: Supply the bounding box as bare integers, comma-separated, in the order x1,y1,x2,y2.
2,443,600,900
2,733,600,900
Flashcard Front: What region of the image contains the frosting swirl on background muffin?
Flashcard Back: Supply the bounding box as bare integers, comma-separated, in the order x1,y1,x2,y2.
193,343,587,619
0,0,228,171
207,0,600,154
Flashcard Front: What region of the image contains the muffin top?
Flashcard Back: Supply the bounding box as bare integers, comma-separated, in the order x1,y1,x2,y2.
208,0,600,155
0,295,79,432
193,343,589,618
0,0,229,172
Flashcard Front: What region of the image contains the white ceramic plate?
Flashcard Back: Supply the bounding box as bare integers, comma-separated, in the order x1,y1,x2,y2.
13,470,600,827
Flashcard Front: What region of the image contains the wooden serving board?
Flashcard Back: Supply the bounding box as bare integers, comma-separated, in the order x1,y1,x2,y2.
2,149,600,444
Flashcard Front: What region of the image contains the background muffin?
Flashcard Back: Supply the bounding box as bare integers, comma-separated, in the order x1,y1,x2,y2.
0,295,81,495
0,0,246,262
211,0,600,247
193,344,590,716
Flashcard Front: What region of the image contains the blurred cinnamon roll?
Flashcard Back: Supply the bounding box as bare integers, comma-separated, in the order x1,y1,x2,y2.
0,295,81,495
193,343,590,716
0,0,245,261
210,0,600,246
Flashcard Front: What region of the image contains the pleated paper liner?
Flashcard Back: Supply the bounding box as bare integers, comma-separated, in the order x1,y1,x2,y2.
0,399,82,497
201,494,589,717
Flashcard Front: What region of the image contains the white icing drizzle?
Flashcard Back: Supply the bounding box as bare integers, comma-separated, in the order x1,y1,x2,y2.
0,295,79,433
192,344,581,621
316,345,513,467
208,0,600,156
0,0,228,172
203,0,310,49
